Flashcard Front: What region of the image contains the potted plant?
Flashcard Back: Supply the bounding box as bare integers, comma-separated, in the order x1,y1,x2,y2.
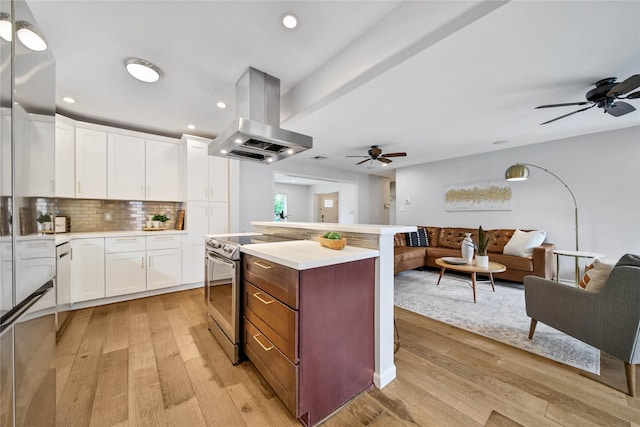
152,214,169,228
37,213,52,231
472,226,491,268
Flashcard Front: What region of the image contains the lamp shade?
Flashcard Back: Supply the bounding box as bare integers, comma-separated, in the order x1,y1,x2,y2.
505,164,529,181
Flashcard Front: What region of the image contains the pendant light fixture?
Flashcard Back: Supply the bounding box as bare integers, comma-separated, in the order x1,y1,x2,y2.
125,58,162,83
16,20,47,51
0,13,11,42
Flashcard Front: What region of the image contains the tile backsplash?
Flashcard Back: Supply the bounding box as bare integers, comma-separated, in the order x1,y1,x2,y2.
52,199,184,232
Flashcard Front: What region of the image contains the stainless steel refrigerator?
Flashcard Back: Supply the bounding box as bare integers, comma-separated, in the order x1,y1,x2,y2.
0,0,56,425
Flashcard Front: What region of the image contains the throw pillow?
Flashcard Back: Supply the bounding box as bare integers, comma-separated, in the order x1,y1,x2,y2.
503,229,546,257
578,258,615,292
405,229,428,247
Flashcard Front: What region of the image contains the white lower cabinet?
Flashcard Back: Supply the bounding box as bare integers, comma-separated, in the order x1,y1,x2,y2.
71,238,105,303
105,251,146,297
147,248,181,290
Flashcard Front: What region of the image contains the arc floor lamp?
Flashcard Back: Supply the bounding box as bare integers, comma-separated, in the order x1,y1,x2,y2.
505,163,579,252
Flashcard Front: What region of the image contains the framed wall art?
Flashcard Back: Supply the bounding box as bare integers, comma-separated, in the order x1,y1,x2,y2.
444,179,511,211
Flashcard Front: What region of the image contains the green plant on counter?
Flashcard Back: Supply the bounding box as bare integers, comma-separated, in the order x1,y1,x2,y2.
152,214,169,223
322,231,341,240
36,213,51,224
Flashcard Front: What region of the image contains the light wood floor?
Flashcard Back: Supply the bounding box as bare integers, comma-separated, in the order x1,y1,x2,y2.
56,288,640,426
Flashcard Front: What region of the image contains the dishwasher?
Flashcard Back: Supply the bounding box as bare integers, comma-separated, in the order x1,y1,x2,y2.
56,242,72,335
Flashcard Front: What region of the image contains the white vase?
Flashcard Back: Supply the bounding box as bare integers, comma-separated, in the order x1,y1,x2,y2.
461,233,474,264
475,255,489,268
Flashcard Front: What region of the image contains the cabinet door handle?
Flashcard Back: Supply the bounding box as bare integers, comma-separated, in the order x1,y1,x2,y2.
253,261,272,270
141,186,144,197
51,180,55,192
147,186,150,197
252,292,273,305
141,257,145,268
77,181,81,194
115,238,137,242
252,333,274,352
148,256,152,267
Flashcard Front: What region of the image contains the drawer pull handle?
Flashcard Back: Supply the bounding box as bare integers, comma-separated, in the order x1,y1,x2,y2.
253,261,272,270
252,333,274,352
252,292,273,305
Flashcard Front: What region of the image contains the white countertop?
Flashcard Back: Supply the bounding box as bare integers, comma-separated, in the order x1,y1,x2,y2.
241,240,379,270
251,221,416,235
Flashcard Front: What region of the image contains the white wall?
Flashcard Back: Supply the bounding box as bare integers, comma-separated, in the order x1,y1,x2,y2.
238,160,391,232
273,183,312,222
395,125,640,263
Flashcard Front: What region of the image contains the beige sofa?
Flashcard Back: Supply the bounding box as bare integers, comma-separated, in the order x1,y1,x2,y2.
394,226,555,283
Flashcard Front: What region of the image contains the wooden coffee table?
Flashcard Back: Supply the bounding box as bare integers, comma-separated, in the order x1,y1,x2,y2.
435,258,507,303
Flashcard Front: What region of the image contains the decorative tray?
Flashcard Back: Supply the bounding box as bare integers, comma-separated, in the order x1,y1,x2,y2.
142,227,166,231
441,257,468,265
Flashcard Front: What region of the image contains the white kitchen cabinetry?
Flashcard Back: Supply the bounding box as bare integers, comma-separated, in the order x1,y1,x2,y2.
186,139,209,201
105,252,146,297
71,238,105,303
25,117,55,197
16,239,55,303
107,133,146,200
55,118,75,198
209,156,228,202
147,248,181,290
75,128,107,199
146,139,180,201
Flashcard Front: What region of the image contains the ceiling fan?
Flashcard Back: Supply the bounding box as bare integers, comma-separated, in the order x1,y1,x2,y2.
346,145,407,165
536,74,640,125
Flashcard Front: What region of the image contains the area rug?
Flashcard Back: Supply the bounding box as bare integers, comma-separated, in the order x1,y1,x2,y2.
394,269,600,374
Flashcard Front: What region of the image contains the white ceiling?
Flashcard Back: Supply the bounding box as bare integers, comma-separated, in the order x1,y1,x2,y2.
30,1,640,177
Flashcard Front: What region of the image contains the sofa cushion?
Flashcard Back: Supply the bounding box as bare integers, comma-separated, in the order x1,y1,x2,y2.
579,258,615,292
487,229,515,254
405,229,428,247
394,233,407,247
503,229,546,257
423,226,441,247
395,246,427,262
437,228,476,250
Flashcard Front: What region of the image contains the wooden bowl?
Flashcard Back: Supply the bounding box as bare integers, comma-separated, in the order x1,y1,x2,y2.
319,237,347,250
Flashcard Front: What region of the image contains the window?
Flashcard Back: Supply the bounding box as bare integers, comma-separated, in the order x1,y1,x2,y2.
274,194,287,222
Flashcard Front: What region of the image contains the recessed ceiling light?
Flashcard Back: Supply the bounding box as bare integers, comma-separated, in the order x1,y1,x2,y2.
216,101,227,109
125,58,162,83
282,14,297,29
0,13,12,42
187,124,195,130
62,97,76,104
16,21,47,51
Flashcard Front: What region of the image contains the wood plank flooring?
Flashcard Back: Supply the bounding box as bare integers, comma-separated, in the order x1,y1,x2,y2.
56,288,640,426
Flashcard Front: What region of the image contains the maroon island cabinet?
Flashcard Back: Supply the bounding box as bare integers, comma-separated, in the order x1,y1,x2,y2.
242,252,375,426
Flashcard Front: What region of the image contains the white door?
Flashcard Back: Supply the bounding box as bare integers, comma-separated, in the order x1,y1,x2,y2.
107,133,145,200
318,192,339,223
146,139,179,201
55,119,75,198
147,248,181,290
71,238,105,303
186,140,208,201
105,251,146,297
75,128,107,199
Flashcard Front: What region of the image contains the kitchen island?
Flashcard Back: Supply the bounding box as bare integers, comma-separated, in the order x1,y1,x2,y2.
251,221,416,389
240,239,379,426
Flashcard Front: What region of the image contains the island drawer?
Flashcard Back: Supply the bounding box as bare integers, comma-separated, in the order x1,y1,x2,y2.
243,281,298,363
243,318,297,415
243,254,299,309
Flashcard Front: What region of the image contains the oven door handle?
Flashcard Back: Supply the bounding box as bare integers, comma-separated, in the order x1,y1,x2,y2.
207,252,237,269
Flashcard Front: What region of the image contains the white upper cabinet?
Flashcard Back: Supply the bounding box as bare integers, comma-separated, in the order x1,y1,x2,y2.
25,115,55,197
107,133,146,200
55,118,75,198
75,127,107,199
146,139,180,201
209,156,228,202
186,139,208,201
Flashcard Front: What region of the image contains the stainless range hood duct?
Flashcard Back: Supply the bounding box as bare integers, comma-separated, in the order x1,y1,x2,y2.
208,67,312,164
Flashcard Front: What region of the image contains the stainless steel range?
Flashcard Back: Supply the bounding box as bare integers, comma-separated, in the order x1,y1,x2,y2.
204,233,296,364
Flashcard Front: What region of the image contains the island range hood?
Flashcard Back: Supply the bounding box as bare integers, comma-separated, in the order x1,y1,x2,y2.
208,67,312,164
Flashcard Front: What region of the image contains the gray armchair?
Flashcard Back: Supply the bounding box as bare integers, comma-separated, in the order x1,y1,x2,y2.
524,254,640,397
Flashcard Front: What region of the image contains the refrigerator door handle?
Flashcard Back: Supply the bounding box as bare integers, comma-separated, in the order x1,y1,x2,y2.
0,281,54,330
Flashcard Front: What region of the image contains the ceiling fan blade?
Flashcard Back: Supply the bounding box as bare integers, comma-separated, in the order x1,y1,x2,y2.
345,155,369,158
535,102,591,109
607,74,640,96
356,159,370,165
539,104,596,125
624,91,640,99
381,152,406,158
378,157,392,164
606,101,636,117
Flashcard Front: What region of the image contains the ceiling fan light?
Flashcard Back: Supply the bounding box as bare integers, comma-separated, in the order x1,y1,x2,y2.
125,58,162,83
505,164,529,181
16,21,47,51
0,13,12,42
